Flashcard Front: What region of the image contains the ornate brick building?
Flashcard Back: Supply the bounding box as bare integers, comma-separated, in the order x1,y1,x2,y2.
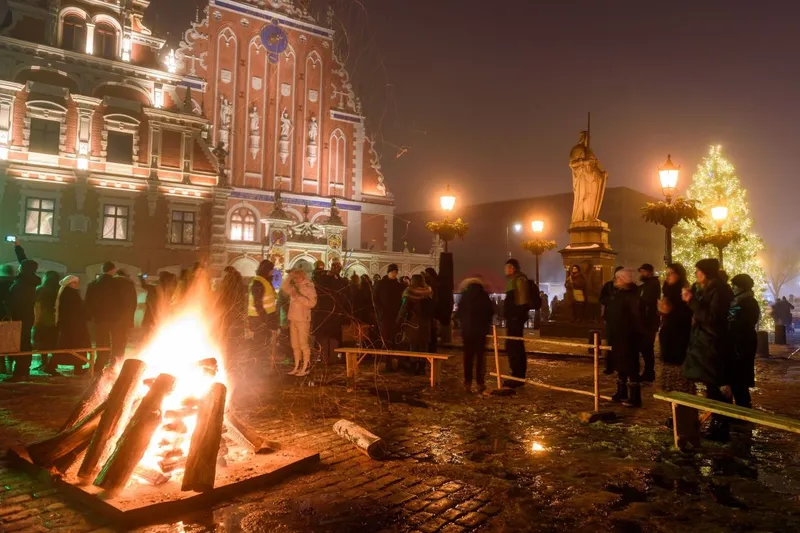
0,0,434,285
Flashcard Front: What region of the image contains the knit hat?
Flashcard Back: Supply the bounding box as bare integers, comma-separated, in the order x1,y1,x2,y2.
730,273,754,292
638,263,655,273
695,258,720,280
615,268,636,286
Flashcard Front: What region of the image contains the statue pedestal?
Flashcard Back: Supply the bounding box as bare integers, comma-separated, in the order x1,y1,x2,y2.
541,220,617,339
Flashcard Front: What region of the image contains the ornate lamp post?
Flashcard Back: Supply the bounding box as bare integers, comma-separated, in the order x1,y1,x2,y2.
658,154,680,264
506,222,522,258
697,201,740,269
522,220,557,329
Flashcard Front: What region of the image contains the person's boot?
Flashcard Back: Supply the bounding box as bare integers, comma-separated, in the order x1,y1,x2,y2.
623,382,642,408
611,379,628,402
704,418,730,443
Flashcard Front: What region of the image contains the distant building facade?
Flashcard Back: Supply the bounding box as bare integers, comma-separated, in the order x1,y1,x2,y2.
0,0,433,284
397,187,664,295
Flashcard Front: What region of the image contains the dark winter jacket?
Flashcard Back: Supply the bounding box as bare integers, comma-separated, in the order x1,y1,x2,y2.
728,290,760,388
85,274,120,325
606,284,645,376
32,274,60,350
57,286,91,350
456,279,495,342
638,276,661,331
599,279,616,321
116,275,139,329
682,278,734,386
354,282,376,325
504,272,531,324
397,285,435,348
312,271,350,338
660,280,693,365
7,268,41,324
0,274,13,321
374,275,404,324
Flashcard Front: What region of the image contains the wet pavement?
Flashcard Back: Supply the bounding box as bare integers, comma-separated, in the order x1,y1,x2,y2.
2,336,800,532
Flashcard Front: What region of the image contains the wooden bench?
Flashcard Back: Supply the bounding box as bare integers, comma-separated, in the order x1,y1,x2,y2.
335,348,453,388
654,391,800,449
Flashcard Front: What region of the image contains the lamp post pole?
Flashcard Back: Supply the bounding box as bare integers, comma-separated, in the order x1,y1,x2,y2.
658,154,680,266
531,220,545,329
711,204,729,268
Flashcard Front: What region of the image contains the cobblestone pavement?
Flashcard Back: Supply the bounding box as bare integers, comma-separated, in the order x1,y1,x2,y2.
2,336,800,532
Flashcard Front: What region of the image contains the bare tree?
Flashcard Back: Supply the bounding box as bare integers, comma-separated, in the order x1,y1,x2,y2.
764,248,800,300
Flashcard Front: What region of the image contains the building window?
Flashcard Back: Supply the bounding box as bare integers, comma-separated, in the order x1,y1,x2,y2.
230,208,257,241
102,204,129,240
94,23,117,59
24,198,55,236
107,131,133,164
62,15,85,53
171,210,195,245
29,118,61,155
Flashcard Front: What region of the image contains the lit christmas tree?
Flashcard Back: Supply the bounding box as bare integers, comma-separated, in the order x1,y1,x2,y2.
673,145,771,327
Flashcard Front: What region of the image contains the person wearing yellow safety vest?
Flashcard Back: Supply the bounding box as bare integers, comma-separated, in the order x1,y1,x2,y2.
248,260,278,352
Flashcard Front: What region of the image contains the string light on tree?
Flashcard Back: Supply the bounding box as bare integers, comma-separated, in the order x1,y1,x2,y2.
673,145,771,327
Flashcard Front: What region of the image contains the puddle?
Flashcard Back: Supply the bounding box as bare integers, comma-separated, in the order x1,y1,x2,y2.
368,388,429,408
759,472,800,495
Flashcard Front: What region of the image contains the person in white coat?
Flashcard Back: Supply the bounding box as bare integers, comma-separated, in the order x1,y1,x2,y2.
282,268,318,376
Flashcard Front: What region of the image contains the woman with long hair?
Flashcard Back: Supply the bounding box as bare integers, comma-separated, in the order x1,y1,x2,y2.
56,275,91,375
659,263,693,394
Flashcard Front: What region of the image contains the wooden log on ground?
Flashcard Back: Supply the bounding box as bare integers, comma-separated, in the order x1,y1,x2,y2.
27,401,107,468
133,465,171,486
223,412,279,454
78,359,146,481
332,419,386,459
94,373,176,495
59,365,117,433
182,383,227,492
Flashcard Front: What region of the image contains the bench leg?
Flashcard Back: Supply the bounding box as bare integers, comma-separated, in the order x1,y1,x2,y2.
672,403,701,450
431,359,442,388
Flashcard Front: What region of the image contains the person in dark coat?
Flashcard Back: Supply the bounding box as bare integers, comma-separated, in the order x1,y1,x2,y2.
607,268,646,407
659,263,694,394
638,263,661,382
374,264,405,370
397,274,435,374
0,263,14,321
85,261,121,369
312,261,349,365
682,258,734,441
56,276,91,374
115,270,138,360
455,277,495,393
32,270,61,374
599,266,624,374
5,242,40,379
424,268,441,354
353,274,377,344
566,265,587,322
503,259,531,387
728,274,760,408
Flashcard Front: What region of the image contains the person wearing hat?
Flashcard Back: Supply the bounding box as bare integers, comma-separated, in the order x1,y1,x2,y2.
637,263,660,383
56,275,91,375
5,241,40,380
374,263,405,370
728,273,760,408
248,260,278,361
681,258,734,442
607,268,646,407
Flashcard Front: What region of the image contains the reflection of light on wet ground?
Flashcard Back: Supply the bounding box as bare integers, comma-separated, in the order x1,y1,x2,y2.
531,441,546,452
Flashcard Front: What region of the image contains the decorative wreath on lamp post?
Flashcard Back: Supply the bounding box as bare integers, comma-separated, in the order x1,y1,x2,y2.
641,197,704,231
425,218,469,252
521,239,557,257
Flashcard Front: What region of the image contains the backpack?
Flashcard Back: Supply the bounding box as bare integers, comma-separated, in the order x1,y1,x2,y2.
528,279,542,311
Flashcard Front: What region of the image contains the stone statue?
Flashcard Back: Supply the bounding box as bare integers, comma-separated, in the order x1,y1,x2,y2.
220,96,232,128
249,104,259,133
308,115,318,144
280,109,292,138
569,130,608,223
211,141,228,187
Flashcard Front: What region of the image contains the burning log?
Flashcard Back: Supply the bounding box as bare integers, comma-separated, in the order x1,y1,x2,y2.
182,383,227,492
333,419,386,459
27,402,107,468
163,420,188,434
223,412,279,454
94,373,176,495
133,465,171,486
159,455,186,473
58,366,117,432
164,407,195,420
197,357,218,377
78,359,146,481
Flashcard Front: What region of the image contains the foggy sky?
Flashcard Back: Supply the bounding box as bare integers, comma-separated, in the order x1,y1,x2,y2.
149,0,800,250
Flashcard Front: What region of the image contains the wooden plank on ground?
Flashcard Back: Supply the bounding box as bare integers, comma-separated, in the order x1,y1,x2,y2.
653,392,800,434
490,372,613,401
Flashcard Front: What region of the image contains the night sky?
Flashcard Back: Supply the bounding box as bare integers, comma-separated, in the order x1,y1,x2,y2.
149,0,800,249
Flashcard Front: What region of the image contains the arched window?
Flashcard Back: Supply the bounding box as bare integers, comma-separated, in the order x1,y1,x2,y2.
62,15,85,53
94,23,117,59
230,208,257,241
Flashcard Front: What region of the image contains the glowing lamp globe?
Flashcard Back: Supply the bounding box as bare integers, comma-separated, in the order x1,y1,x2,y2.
440,186,456,212
658,154,680,198
531,220,544,234
513,223,522,233
711,205,728,223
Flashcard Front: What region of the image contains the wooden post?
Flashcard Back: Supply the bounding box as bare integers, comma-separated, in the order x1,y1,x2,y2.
94,373,176,495
672,402,701,450
78,359,147,480
59,365,117,433
493,326,502,389
593,332,600,413
27,401,107,468
430,358,443,388
182,383,227,492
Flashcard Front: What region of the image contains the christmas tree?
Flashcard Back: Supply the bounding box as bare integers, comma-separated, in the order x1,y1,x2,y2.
673,145,771,327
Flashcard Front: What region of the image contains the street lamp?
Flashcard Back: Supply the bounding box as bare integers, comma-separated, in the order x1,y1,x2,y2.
521,220,557,329
506,222,522,258
658,155,680,264
440,185,456,212
711,204,728,227
704,201,733,267
531,220,544,234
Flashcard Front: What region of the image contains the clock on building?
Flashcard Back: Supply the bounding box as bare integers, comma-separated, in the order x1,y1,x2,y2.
260,21,288,64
